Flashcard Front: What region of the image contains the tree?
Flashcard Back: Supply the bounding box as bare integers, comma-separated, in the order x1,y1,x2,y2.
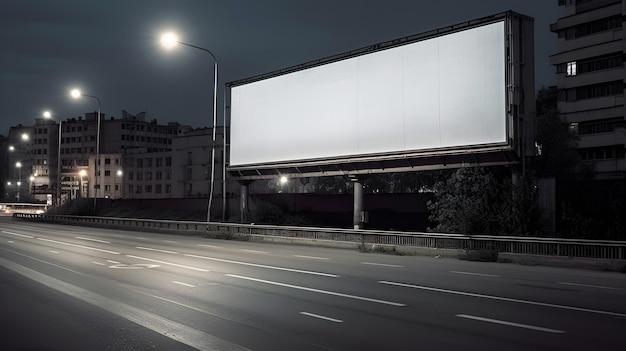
427,166,514,235
534,86,580,178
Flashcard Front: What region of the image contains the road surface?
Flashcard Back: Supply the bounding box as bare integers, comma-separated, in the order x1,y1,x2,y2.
1,216,625,350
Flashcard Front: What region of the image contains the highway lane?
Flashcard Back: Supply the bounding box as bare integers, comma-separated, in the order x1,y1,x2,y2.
1,216,625,350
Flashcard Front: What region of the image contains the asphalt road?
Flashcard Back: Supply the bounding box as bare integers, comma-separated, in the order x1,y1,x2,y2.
1,216,625,350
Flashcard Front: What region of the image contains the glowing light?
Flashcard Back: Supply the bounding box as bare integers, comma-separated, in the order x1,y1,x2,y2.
160,32,178,49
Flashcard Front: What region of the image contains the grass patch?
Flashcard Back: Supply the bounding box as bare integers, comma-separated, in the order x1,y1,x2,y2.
197,230,250,241
358,244,404,255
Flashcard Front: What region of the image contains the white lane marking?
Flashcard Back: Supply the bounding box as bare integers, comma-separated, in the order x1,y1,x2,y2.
136,246,178,254
36,237,120,255
0,257,250,351
76,236,110,244
173,281,196,288
8,240,14,243
240,249,268,254
1,231,34,239
456,314,565,334
451,271,500,278
379,280,626,317
300,312,343,323
107,260,121,264
227,274,405,307
49,250,59,254
110,263,160,270
126,255,210,272
186,254,338,278
294,255,330,260
163,240,177,243
558,282,626,291
361,262,403,268
92,262,106,266
197,244,221,249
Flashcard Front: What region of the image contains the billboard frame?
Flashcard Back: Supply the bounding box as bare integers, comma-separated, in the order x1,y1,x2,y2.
226,11,535,181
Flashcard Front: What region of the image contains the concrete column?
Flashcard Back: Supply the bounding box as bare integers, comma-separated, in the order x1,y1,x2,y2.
240,181,249,223
351,177,364,229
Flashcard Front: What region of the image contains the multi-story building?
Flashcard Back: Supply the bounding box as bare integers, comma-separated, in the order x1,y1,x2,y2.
3,111,235,219
550,0,626,179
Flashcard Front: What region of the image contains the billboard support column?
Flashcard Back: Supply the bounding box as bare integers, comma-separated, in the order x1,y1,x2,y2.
239,180,251,223
351,176,365,229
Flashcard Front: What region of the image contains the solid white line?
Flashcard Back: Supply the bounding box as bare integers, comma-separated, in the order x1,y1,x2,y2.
8,240,14,243
49,250,59,254
300,312,343,323
361,262,403,268
136,246,178,254
173,281,195,288
76,236,110,244
107,260,121,264
240,249,268,254
186,254,338,277
92,262,106,266
456,314,565,334
36,237,120,255
558,282,626,291
197,244,221,249
127,255,210,272
451,271,500,278
1,231,34,239
379,280,626,317
227,274,405,306
294,255,330,260
0,257,249,351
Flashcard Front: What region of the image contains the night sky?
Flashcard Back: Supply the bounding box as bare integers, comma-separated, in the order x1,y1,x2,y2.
0,0,562,135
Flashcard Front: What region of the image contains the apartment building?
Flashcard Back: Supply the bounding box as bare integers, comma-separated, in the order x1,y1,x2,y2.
550,0,626,179
2,110,237,205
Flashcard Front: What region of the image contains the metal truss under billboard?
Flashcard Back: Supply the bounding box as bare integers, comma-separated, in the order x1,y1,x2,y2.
226,11,534,180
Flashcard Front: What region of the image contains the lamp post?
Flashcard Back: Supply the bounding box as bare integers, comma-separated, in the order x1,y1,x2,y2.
79,169,87,198
70,89,101,211
43,111,63,205
161,32,219,223
15,162,22,201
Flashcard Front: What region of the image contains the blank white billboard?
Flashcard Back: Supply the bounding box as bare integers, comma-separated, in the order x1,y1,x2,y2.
230,21,506,167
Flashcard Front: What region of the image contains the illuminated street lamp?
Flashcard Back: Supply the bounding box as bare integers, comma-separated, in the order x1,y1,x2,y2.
70,89,101,211
79,169,87,198
161,31,219,223
15,162,22,201
43,110,63,205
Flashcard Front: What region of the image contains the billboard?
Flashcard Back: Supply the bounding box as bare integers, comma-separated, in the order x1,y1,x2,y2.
227,12,533,179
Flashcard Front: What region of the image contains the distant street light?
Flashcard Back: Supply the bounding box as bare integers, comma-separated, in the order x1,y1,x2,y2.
70,89,101,211
79,169,87,198
160,31,219,223
15,162,22,201
43,110,63,206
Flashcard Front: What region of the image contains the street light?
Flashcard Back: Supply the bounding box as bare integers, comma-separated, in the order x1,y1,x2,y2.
79,169,87,198
15,162,22,201
43,110,63,206
70,89,101,211
161,31,219,223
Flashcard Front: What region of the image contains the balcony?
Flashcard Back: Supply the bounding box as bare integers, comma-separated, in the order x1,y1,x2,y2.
559,94,624,115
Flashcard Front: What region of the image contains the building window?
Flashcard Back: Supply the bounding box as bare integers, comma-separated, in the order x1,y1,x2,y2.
104,185,111,191
165,184,171,194
566,61,576,76
156,171,162,180
145,172,152,181
128,185,134,194
128,172,134,181
145,185,152,193
166,157,172,166
155,184,162,194
137,172,143,181
105,158,111,165
104,170,111,176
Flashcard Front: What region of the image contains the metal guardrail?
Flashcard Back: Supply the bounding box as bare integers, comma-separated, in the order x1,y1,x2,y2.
12,213,626,260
